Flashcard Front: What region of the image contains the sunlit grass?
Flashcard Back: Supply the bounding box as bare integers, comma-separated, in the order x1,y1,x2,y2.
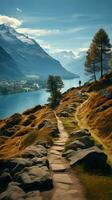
74,167,112,200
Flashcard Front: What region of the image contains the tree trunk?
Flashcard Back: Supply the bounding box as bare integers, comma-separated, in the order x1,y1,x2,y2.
93,63,96,81
100,44,103,78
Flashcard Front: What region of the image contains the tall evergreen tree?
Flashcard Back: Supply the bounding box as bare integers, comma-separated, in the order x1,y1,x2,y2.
85,42,100,81
93,28,111,77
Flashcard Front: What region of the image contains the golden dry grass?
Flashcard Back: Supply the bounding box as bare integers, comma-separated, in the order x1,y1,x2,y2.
75,167,112,200
0,105,57,160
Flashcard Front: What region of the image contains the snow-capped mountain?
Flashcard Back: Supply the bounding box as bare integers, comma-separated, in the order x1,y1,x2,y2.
0,46,23,80
51,51,77,66
51,50,88,82
64,51,89,82
0,24,77,80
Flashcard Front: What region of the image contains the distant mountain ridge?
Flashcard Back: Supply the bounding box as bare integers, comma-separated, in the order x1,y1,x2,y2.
0,46,23,80
0,24,78,80
51,50,88,82
52,50,112,83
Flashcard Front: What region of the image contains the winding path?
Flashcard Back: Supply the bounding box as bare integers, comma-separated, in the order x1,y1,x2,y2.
41,114,86,200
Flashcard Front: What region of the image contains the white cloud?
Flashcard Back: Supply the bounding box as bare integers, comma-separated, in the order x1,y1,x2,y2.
0,15,22,28
17,28,60,37
16,8,22,13
17,26,86,38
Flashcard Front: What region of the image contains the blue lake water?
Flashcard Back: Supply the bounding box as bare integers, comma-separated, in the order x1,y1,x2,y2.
0,78,82,119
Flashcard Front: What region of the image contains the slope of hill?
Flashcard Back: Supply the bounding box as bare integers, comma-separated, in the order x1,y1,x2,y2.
0,72,112,200
0,24,77,80
0,46,23,80
76,72,112,159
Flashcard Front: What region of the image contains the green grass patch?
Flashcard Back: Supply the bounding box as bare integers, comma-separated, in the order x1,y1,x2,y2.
61,116,79,134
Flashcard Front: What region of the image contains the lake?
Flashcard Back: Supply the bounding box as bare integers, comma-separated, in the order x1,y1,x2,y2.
0,78,81,119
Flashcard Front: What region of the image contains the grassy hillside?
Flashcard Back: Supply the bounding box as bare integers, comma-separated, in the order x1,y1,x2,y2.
0,72,112,199
77,72,112,163
0,105,58,160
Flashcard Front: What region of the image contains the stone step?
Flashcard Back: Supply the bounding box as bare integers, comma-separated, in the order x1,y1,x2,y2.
54,143,65,146
53,173,73,184
51,188,83,200
51,164,69,172
51,146,64,151
50,150,61,155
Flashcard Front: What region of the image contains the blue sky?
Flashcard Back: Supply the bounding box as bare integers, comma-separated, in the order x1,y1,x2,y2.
0,0,112,54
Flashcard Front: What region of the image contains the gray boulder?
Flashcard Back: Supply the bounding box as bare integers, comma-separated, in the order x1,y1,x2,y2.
0,182,42,200
65,107,75,113
70,129,91,138
4,113,22,129
58,111,69,117
15,166,53,192
23,105,42,115
78,136,95,148
22,115,36,126
7,158,32,174
0,171,12,191
21,145,47,158
0,126,20,137
68,146,110,172
62,149,76,158
35,140,51,148
66,140,86,151
49,128,59,137
32,157,50,168
38,120,50,129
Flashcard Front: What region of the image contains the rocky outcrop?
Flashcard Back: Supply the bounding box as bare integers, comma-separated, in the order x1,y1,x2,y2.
49,128,60,137
21,145,47,158
63,129,111,173
22,115,36,126
0,144,53,198
4,113,22,128
0,126,20,137
0,171,12,191
0,114,22,136
70,129,91,138
58,111,69,117
23,105,42,115
0,182,42,200
15,166,53,192
38,119,50,130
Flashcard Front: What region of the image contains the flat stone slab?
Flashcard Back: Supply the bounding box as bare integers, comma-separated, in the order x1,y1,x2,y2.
53,173,73,184
49,158,64,165
52,188,83,200
51,164,69,172
51,146,64,151
57,138,68,143
54,143,65,146
56,183,70,190
54,141,65,144
50,150,61,156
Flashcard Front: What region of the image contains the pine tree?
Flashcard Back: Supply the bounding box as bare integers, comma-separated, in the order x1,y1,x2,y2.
85,42,100,81
93,29,111,77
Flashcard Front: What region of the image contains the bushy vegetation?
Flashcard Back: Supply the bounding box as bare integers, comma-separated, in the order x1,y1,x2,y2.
46,75,64,108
